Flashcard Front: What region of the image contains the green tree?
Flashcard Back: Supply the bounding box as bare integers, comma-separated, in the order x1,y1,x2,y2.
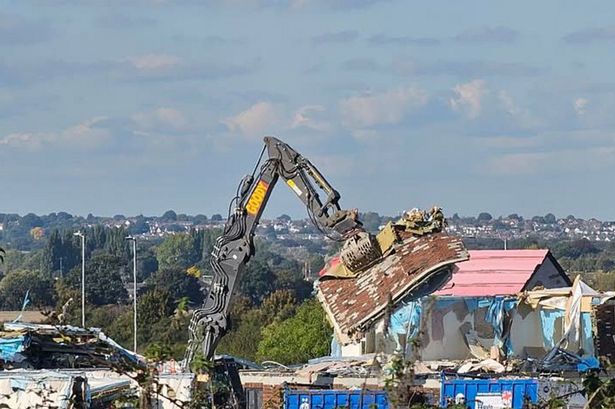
239,258,277,304
0,270,55,309
477,212,493,222
147,266,204,305
360,212,382,232
156,233,201,270
217,309,265,361
66,253,128,305
128,215,150,235
276,214,291,223
259,290,297,323
544,213,557,224
161,210,178,222
273,269,313,302
257,299,331,365
41,229,80,277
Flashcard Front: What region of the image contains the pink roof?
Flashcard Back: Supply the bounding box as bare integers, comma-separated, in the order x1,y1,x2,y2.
433,249,550,297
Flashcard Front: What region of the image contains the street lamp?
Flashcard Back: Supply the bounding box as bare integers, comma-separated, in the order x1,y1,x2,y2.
125,236,138,352
73,231,85,327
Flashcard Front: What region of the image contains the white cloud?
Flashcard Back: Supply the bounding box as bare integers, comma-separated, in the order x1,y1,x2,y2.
486,144,615,176
290,105,330,131
132,107,188,130
339,86,428,128
450,79,487,119
574,97,589,115
222,101,281,138
127,54,181,71
0,117,111,150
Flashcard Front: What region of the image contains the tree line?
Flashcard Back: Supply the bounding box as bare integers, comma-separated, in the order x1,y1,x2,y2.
0,224,332,364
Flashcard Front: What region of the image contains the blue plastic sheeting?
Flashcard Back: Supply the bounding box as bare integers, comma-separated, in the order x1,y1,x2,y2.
330,337,342,358
581,312,594,357
434,299,458,309
485,297,517,356
0,336,27,361
440,375,538,409
285,389,388,409
464,299,479,312
389,301,422,347
539,309,564,349
577,356,600,372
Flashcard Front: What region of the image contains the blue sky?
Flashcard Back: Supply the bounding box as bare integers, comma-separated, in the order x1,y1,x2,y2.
1,0,615,219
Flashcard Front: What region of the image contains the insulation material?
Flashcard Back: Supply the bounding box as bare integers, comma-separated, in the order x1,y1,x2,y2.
563,277,599,349
0,371,85,409
152,374,195,409
375,222,398,256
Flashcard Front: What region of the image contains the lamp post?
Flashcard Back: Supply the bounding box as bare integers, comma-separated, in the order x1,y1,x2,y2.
73,231,85,327
126,236,138,352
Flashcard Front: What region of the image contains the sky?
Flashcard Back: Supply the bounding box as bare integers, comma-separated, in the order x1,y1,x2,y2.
1,0,615,220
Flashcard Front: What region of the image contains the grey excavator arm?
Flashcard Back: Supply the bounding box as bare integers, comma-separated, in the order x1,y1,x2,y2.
184,137,375,371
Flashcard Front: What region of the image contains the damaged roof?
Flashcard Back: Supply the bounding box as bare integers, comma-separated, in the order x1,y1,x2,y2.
316,232,468,344
433,249,563,297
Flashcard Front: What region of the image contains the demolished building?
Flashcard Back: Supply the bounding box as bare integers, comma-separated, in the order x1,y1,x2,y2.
0,322,193,408
317,231,469,356
316,234,615,374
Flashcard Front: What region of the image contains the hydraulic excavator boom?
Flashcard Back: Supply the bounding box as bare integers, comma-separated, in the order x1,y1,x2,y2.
183,137,381,407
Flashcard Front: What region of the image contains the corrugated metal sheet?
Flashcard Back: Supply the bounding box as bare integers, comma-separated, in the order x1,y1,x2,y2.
317,232,468,343
434,249,549,297
285,389,388,409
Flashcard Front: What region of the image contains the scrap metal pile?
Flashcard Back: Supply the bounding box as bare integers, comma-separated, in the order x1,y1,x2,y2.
0,322,145,371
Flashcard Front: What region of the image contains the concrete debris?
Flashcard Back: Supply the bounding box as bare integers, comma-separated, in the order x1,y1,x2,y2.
457,358,505,374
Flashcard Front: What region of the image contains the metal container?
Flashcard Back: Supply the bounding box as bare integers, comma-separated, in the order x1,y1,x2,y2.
440,374,538,409
284,389,388,409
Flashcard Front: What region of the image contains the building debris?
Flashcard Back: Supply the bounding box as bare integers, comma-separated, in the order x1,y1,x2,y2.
0,322,145,370
0,370,89,408
317,231,468,344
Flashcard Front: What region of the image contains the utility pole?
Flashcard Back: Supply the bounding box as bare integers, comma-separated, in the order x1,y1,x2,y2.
73,231,85,327
126,236,138,352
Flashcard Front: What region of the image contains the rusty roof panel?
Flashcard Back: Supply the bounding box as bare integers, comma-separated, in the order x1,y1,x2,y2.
316,232,468,343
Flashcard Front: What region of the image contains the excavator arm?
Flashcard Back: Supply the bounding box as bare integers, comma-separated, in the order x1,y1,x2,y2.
184,137,374,370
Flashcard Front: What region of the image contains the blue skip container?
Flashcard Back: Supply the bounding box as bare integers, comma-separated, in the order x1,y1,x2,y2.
440,374,539,409
284,389,388,409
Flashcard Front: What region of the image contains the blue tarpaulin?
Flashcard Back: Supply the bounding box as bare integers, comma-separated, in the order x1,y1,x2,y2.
581,312,594,357
539,309,564,349
0,336,27,361
485,297,518,356
389,301,422,339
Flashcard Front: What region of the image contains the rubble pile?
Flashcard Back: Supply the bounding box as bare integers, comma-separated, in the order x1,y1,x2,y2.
0,322,144,371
